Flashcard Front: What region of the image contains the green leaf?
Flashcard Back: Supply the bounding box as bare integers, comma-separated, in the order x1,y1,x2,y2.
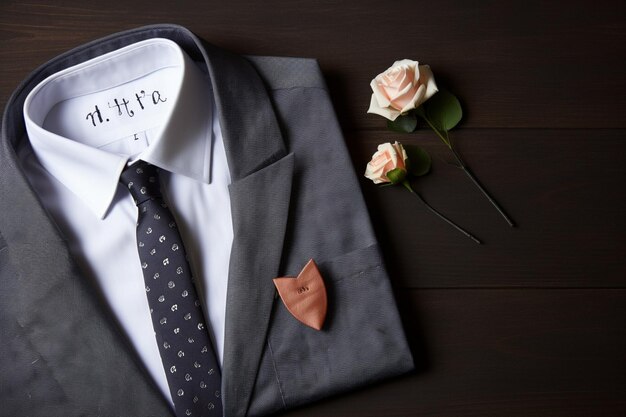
425,90,462,131
404,144,431,177
386,167,407,184
386,113,417,133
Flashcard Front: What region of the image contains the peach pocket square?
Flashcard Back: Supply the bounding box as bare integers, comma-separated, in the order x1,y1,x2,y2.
273,259,327,331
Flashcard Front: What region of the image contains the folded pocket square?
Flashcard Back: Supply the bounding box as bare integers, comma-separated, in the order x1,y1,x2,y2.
273,259,327,331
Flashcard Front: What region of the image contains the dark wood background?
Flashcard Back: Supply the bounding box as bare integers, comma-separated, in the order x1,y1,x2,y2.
1,1,624,416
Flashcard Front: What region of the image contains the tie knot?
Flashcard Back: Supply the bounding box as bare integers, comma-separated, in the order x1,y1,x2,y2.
120,161,162,205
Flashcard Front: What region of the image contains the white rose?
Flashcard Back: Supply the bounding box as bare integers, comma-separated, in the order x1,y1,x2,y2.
364,141,408,184
367,59,438,121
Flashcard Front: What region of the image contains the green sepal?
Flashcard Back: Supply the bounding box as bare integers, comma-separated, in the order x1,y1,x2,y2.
386,167,407,184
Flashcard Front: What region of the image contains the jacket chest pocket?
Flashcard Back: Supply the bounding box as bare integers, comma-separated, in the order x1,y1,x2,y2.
247,244,414,415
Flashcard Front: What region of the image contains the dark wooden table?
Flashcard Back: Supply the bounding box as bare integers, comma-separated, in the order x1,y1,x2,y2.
1,1,624,416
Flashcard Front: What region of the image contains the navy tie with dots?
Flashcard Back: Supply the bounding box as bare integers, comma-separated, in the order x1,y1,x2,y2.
120,160,222,417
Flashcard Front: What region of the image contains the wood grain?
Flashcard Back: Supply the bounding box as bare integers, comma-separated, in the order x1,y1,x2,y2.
353,129,626,288
283,289,626,417
1,0,625,129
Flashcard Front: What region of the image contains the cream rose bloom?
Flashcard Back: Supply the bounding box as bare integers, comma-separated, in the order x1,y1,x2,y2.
367,59,438,121
364,141,408,184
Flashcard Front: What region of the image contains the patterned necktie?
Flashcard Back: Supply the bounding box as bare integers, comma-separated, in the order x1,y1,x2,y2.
120,160,223,417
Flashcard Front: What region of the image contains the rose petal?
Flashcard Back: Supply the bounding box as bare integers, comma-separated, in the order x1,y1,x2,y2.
413,64,421,84
399,143,408,165
367,94,401,121
401,84,426,113
382,144,399,167
418,65,439,101
386,66,403,84
396,67,409,89
392,59,419,68
391,142,407,169
370,79,391,107
365,141,408,184
365,161,389,183
381,67,409,100
368,156,388,175
367,60,429,121
389,72,419,110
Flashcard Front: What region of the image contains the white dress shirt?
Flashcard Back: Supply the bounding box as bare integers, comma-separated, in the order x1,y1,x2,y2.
20,38,233,406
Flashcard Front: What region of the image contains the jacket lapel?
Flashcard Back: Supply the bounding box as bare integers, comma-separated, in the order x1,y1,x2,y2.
202,41,294,417
0,86,171,414
223,154,294,417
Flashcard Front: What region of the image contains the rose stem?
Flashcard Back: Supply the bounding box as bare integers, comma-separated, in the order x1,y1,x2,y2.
449,145,515,227
402,180,481,244
422,117,515,227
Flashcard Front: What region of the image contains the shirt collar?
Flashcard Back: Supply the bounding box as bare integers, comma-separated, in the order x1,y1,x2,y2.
23,38,213,219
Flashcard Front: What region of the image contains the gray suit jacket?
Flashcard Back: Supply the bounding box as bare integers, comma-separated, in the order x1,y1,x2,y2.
0,24,413,417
